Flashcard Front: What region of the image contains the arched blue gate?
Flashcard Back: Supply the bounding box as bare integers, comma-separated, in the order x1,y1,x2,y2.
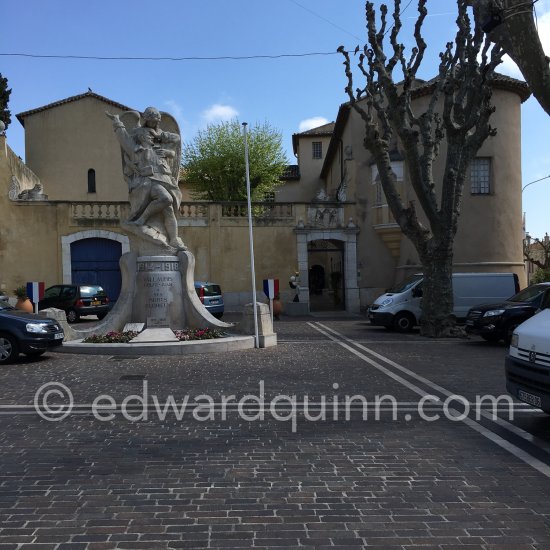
71,238,122,300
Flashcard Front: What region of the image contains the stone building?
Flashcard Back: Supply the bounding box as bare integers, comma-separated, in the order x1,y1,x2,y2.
0,79,530,314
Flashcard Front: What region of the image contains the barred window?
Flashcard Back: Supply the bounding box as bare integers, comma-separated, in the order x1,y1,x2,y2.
312,141,322,159
263,192,275,202
470,158,491,194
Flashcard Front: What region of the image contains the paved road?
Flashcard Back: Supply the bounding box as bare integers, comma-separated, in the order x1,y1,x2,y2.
1,316,550,549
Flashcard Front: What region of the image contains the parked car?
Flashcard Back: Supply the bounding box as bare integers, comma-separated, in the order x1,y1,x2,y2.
368,272,520,332
465,282,550,343
194,281,224,319
506,295,550,413
38,284,111,323
0,299,64,363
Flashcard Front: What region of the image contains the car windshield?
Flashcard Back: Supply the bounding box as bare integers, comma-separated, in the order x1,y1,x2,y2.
508,285,549,303
0,300,14,311
79,286,106,297
387,274,423,294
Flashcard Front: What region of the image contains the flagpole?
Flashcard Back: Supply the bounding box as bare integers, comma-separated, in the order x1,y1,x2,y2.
243,122,259,348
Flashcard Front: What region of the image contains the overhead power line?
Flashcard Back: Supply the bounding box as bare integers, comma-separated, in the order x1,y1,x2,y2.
0,51,340,62
287,0,363,42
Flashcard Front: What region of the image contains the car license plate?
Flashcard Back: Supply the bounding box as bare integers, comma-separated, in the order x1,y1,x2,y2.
518,389,542,408
54,333,64,340
209,300,219,305
91,300,101,306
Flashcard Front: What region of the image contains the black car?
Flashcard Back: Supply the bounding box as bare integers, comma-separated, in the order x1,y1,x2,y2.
38,284,111,323
465,283,550,343
0,300,64,364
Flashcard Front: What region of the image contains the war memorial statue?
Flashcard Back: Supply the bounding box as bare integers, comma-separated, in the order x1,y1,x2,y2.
106,107,185,254
64,106,232,338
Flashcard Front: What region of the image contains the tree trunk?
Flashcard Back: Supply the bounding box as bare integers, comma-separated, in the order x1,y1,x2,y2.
471,0,550,116
420,241,455,338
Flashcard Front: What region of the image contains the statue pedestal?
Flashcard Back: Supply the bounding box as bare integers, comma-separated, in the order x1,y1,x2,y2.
69,250,231,341
134,256,185,328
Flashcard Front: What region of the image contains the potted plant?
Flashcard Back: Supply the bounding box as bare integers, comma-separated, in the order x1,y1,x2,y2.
14,285,33,312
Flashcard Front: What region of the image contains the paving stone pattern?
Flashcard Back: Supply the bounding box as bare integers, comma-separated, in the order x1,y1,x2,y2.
0,318,550,549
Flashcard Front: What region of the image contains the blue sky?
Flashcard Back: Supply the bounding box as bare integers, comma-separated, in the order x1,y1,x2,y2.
3,0,549,238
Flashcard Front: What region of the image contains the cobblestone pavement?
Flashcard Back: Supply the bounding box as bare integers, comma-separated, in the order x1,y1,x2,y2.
1,316,550,549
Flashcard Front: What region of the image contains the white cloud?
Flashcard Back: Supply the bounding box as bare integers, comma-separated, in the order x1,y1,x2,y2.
298,116,330,132
499,54,523,79
202,103,239,123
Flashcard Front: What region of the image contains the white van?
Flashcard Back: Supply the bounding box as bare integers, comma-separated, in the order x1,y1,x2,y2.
506,299,550,413
368,272,520,332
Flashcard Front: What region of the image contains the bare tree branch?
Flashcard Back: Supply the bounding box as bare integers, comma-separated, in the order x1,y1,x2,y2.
339,0,502,337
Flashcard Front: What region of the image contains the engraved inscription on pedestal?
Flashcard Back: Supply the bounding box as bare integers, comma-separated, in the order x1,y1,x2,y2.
134,256,184,328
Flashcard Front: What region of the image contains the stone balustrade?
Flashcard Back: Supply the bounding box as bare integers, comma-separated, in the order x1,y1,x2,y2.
180,202,209,220
65,200,352,229
221,202,294,219
71,202,125,221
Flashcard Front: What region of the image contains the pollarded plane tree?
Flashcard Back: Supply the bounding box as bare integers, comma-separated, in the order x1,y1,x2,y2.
339,0,503,337
469,0,550,116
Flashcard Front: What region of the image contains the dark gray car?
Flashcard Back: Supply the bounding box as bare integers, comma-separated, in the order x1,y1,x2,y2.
0,300,64,363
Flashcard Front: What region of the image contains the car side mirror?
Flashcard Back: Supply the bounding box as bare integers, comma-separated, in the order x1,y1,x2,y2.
412,287,423,298
541,291,550,311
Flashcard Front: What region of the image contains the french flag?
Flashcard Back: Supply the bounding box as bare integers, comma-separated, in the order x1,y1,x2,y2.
26,282,45,304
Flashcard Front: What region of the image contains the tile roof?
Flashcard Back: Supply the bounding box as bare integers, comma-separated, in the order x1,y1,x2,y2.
295,122,335,136
16,91,134,127
411,72,530,103
292,122,335,155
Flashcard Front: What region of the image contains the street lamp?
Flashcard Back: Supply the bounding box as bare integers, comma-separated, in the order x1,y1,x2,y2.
522,174,550,192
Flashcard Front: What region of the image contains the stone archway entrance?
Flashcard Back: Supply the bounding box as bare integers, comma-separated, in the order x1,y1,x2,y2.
295,225,360,314
308,239,345,311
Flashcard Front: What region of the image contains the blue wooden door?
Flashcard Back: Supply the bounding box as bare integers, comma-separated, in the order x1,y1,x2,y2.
71,238,122,300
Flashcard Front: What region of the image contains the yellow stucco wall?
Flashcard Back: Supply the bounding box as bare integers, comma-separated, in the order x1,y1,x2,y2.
22,96,130,202
321,86,527,296
1,137,298,303
276,135,332,202
1,137,62,294
3,84,527,310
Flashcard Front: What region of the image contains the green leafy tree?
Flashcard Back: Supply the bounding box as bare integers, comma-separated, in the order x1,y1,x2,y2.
0,73,11,130
181,119,288,201
531,268,550,285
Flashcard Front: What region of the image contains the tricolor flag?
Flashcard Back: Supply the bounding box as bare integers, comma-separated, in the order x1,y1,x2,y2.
263,278,279,300
26,281,45,304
